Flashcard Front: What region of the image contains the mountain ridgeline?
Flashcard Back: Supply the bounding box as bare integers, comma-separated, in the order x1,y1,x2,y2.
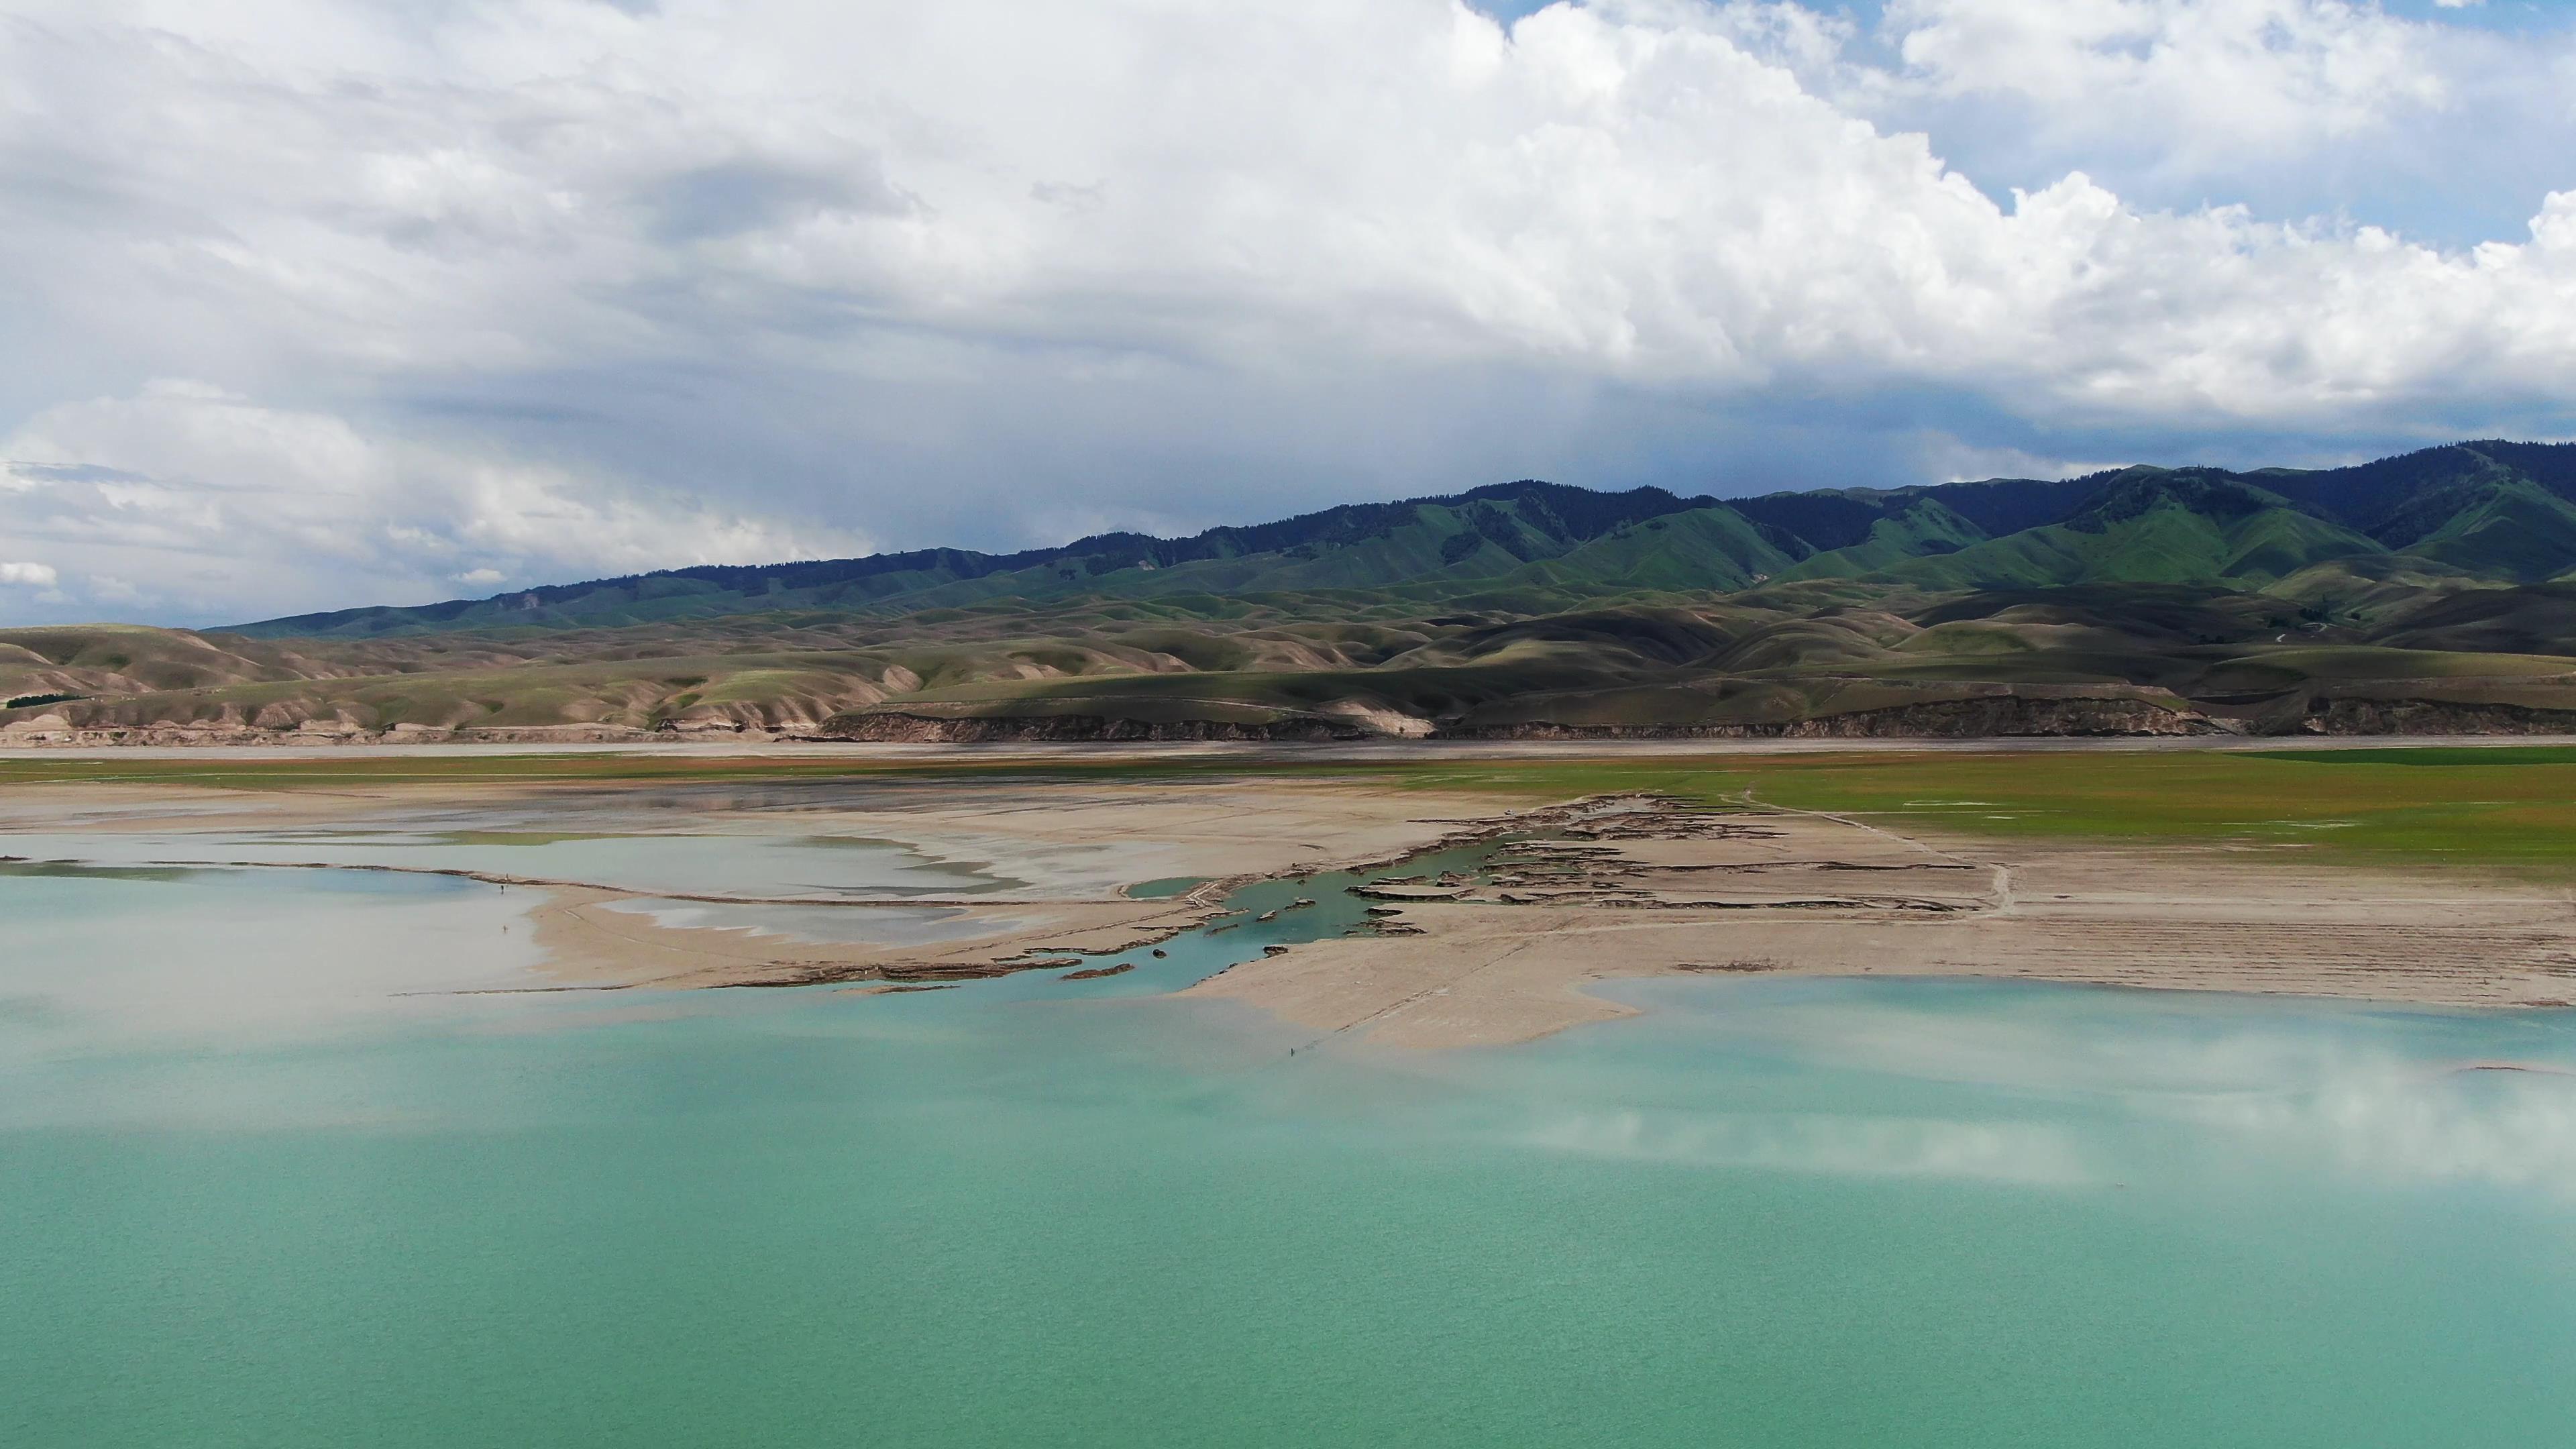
19,440,2576,744
233,441,2576,639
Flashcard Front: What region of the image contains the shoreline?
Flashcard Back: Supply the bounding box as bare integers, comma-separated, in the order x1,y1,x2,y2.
6,757,2574,1039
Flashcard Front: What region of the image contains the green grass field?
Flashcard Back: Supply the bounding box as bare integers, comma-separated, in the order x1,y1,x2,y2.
1392,747,2576,870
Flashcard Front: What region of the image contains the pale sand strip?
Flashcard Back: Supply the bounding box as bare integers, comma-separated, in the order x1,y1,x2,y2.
524,888,1218,988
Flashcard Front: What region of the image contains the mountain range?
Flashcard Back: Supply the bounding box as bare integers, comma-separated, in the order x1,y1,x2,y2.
14,440,2576,742
231,440,2576,637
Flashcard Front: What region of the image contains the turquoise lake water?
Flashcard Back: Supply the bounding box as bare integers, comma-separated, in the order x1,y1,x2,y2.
7,856,2576,1446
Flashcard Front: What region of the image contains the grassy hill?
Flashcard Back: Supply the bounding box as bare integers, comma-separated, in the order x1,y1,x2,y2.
218,440,2576,641
17,441,2576,742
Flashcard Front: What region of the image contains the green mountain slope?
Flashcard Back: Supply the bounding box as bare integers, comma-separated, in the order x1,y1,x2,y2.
1488,506,1800,592
1870,476,2382,590
207,439,2576,648
1776,498,1988,580
2394,477,2576,581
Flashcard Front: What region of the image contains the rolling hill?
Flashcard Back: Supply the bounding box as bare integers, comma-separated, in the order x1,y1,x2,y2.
16,440,2576,743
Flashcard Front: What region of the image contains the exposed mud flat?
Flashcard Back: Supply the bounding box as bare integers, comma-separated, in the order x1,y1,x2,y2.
0,771,1511,991
11,762,2576,1042
1185,796,2576,1046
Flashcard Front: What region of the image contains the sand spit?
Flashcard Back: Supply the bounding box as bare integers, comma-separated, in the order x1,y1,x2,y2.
1183,798,2576,1046
521,885,1212,989
514,791,1684,989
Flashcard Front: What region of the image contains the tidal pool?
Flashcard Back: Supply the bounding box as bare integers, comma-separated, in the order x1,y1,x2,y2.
5,861,2575,1446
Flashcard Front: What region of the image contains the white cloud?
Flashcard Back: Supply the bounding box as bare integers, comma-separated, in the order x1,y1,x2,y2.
0,561,59,588
1876,0,2452,161
0,383,869,622
13,1,2561,405
0,0,2571,623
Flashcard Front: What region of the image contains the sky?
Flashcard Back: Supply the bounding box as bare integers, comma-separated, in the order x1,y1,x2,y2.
5,0,2576,626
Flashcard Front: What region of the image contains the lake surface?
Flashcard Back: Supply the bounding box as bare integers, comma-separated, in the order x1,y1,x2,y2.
7,853,2576,1446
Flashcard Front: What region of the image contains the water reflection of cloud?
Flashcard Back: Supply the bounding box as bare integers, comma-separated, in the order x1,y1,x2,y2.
1692,994,2388,1099
1520,1110,2094,1188
2197,1067,2576,1201
1580,981,2576,1203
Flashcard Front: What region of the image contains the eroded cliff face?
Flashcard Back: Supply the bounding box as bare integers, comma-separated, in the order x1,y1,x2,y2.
1438,698,2231,739
808,697,2220,741
808,712,1377,743
2296,698,2576,736
802,692,2576,743
18,692,2576,747
0,720,753,747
